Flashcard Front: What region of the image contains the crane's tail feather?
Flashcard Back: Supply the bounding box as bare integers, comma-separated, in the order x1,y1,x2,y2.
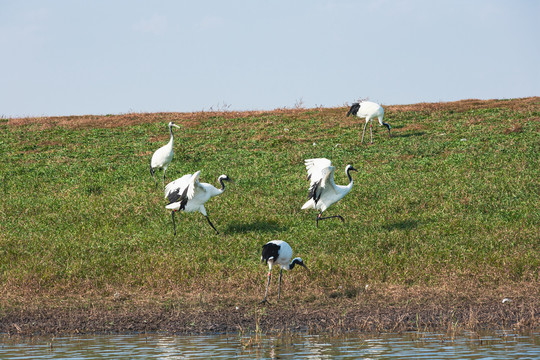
150,161,155,177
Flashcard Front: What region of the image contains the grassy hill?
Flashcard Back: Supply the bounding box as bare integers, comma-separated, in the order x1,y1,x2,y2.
1,97,538,334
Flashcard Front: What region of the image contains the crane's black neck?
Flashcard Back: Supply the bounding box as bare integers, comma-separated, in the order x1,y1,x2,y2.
289,258,303,270
218,176,229,191
169,124,174,139
346,167,356,183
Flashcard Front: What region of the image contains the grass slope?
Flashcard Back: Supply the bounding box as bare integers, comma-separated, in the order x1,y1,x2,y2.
1,98,538,308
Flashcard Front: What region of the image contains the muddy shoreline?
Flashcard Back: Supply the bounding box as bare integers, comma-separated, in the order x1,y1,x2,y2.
2,284,538,337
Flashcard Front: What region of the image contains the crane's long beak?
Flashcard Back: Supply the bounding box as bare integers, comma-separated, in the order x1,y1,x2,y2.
172,124,181,129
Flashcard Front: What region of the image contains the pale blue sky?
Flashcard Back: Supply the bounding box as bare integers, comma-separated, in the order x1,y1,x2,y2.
1,0,539,117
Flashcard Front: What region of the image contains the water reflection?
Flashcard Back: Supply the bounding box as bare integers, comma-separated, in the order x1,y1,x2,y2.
0,331,539,359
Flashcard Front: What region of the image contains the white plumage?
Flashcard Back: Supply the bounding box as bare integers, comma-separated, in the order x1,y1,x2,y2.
260,240,308,304
164,170,231,235
346,101,391,144
150,122,181,189
301,158,357,227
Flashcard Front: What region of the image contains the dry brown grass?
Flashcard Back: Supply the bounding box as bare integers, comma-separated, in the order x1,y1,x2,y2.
1,279,538,336
8,97,538,130
386,97,540,114
6,109,310,130
504,125,525,134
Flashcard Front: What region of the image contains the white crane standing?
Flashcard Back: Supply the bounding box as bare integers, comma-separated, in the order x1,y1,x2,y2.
150,122,181,189
164,170,231,235
346,101,391,144
301,158,357,227
260,240,308,304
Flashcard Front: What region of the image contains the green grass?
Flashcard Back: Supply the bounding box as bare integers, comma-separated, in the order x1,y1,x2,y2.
0,98,538,299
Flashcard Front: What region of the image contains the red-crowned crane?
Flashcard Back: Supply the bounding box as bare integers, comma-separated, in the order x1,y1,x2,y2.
260,240,308,304
164,171,231,235
346,101,391,144
150,122,181,189
301,158,357,227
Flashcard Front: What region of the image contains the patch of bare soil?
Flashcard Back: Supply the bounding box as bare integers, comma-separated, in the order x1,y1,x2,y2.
2,283,538,336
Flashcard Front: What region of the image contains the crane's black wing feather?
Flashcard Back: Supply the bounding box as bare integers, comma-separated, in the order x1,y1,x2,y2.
346,102,360,117
307,179,322,204
167,186,189,211
261,243,281,264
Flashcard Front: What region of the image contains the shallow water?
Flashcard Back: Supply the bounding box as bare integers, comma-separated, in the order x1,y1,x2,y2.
1,331,539,359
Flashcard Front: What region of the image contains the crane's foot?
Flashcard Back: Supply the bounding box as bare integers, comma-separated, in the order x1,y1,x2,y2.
259,299,271,305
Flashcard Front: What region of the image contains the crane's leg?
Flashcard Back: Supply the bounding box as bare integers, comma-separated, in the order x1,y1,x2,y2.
260,271,272,304
278,268,283,300
205,215,220,235
171,211,177,236
370,119,373,144
317,212,344,227
361,121,369,143
162,166,168,189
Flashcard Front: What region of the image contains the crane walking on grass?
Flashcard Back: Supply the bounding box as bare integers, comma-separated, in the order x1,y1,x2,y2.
260,240,308,304
150,122,181,189
165,170,231,235
301,158,357,228
346,101,391,144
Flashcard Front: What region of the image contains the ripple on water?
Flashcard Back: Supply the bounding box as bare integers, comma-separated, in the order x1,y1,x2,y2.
0,331,539,359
